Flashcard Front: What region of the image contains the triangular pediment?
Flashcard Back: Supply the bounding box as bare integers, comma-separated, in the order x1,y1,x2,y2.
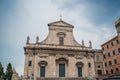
48,20,74,28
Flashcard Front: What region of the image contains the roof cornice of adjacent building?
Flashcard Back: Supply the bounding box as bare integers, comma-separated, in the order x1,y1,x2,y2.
115,18,120,27
101,36,118,46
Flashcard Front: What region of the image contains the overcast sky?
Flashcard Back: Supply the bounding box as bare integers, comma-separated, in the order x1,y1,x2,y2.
0,0,120,75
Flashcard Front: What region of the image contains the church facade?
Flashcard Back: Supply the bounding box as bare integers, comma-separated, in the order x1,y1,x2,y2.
23,19,101,80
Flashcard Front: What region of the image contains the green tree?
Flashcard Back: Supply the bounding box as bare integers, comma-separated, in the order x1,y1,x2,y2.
5,63,13,80
0,62,4,78
2,73,6,80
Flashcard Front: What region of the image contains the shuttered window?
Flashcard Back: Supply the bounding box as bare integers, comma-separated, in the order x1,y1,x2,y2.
78,67,82,77
40,66,45,77
59,64,65,77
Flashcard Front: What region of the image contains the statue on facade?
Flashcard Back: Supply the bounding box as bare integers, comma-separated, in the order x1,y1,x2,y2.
89,40,92,48
36,36,39,43
82,40,84,48
26,36,30,44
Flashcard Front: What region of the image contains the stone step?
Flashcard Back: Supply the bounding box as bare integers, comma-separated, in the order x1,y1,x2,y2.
36,78,89,80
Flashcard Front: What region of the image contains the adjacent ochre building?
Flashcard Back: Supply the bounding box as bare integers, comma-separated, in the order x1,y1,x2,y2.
101,18,120,76
23,19,102,80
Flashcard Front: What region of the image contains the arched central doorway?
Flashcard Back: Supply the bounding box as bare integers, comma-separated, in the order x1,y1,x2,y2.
56,58,68,77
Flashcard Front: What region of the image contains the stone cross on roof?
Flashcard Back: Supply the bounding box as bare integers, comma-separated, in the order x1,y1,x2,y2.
60,15,62,21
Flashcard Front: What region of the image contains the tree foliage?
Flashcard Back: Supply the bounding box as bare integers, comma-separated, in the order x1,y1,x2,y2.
5,63,13,80
0,62,4,78
0,62,13,80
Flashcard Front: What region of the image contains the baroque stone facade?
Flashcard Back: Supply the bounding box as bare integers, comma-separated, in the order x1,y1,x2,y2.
23,19,101,80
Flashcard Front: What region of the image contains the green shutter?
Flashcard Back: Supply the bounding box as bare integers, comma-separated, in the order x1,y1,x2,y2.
59,64,65,77
78,67,82,77
40,66,45,77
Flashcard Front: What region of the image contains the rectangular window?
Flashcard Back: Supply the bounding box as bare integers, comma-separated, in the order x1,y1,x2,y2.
40,66,45,77
109,61,112,65
118,48,120,53
28,61,32,66
116,39,119,44
116,68,119,72
59,37,64,45
97,70,102,75
88,63,91,68
107,45,109,48
113,50,115,55
105,62,107,67
108,53,110,57
96,55,99,61
111,42,113,46
59,64,65,77
78,67,82,77
104,54,106,59
111,69,113,74
102,47,104,51
106,70,108,74
114,59,117,64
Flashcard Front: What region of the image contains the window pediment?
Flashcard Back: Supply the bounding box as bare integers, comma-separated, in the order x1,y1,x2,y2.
38,61,48,66
57,32,66,37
